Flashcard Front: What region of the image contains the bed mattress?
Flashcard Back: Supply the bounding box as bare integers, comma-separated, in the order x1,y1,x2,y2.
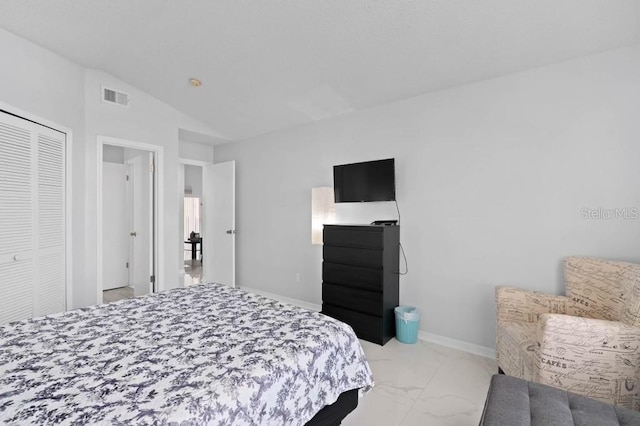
0,283,374,425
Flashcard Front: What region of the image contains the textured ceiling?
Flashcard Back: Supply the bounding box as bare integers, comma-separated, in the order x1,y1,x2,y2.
1,0,639,142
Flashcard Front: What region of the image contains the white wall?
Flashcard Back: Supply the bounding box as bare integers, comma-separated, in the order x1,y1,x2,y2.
103,144,125,163
84,69,220,299
0,28,89,308
0,28,222,308
214,44,640,350
179,140,215,163
0,29,225,307
184,165,203,197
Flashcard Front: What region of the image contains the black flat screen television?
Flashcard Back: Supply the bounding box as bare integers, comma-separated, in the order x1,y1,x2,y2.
333,158,395,203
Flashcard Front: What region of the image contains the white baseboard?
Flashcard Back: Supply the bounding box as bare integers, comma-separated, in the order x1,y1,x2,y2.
239,285,495,360
418,330,495,360
239,286,322,312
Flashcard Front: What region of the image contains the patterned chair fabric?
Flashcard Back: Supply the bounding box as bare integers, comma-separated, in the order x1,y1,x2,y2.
496,256,640,410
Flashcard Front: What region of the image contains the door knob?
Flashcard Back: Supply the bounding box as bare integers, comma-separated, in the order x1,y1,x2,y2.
130,231,137,237
226,230,236,235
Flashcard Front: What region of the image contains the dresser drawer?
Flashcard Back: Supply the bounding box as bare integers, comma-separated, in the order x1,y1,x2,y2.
322,262,382,292
323,227,382,249
322,303,383,344
323,283,382,316
323,245,382,269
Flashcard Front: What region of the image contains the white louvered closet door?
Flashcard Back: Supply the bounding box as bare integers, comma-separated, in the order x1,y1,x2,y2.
0,112,66,324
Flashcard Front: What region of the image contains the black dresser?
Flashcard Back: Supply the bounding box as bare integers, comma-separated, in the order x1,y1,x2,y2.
321,224,400,345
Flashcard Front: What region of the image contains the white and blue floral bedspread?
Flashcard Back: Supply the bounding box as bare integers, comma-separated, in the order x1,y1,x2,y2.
0,283,374,425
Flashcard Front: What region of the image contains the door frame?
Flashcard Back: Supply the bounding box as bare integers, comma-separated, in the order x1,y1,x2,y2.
96,136,164,303
0,101,74,311
179,158,211,281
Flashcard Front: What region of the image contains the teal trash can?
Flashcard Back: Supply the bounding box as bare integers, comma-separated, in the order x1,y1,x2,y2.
395,306,419,344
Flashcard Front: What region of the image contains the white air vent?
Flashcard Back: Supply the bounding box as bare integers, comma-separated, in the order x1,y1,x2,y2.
101,86,130,107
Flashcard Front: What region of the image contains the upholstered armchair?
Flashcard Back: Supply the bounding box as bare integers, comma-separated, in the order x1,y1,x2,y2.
496,256,640,410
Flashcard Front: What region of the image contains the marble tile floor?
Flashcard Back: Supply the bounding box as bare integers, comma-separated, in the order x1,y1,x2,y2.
102,286,135,303
184,259,203,286
102,260,203,303
343,339,497,426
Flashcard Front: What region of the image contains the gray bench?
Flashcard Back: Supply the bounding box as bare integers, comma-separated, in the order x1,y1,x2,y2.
480,375,640,426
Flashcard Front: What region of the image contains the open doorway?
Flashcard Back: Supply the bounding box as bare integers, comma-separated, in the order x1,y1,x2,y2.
99,139,160,303
183,164,203,286
179,160,236,288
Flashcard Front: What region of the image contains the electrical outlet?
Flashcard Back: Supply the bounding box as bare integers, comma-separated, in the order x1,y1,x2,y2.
295,273,301,283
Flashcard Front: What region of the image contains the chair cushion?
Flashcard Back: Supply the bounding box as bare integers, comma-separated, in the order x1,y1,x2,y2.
564,257,640,327
480,374,640,426
496,322,536,381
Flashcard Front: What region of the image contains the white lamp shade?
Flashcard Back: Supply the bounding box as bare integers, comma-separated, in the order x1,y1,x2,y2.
311,187,336,245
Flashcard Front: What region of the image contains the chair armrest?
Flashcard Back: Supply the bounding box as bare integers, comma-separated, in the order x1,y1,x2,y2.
496,286,573,324
535,313,640,410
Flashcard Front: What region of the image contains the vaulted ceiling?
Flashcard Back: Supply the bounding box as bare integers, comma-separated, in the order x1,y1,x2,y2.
1,1,639,142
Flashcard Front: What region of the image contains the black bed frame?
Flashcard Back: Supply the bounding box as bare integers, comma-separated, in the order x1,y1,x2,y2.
305,388,359,426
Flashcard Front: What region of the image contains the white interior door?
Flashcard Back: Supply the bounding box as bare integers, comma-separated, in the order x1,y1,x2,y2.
128,152,154,296
202,161,235,287
102,162,128,290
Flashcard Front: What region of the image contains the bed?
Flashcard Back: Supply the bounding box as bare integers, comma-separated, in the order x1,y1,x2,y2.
0,283,374,425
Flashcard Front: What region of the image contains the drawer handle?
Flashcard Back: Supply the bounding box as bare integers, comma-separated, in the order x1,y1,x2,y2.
13,255,30,261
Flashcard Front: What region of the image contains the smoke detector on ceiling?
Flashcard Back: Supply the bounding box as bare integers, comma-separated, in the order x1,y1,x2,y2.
101,86,130,107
